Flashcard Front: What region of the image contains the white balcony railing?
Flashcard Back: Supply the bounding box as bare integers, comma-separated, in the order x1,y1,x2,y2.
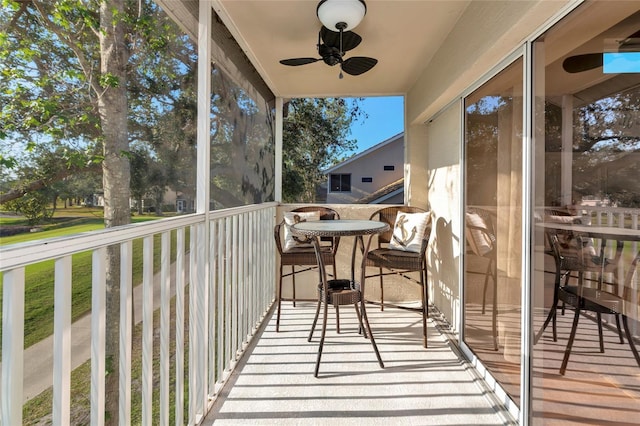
0,202,277,425
579,205,640,260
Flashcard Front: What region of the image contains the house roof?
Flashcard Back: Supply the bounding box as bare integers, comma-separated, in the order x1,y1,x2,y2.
324,132,403,174
355,178,404,204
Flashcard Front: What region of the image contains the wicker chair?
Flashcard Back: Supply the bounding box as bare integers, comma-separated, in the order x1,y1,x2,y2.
363,206,432,347
274,206,340,332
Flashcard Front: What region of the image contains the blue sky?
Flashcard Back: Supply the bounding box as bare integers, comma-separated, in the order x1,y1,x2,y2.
603,52,640,73
347,96,404,155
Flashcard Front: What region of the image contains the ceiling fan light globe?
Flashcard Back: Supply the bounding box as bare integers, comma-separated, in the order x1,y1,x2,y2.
317,0,366,32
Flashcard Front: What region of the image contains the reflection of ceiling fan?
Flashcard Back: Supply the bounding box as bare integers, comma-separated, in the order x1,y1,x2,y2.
279,26,378,78
279,0,377,78
563,30,640,73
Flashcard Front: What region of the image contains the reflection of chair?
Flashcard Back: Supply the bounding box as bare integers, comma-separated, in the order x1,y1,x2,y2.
535,232,640,374
560,246,640,374
535,230,625,348
363,206,431,347
274,206,340,332
465,207,498,351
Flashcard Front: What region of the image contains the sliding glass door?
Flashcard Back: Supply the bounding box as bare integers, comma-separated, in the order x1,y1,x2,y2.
463,58,524,405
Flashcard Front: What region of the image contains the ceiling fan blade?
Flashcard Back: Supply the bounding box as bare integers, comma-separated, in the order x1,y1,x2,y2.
562,53,603,73
279,58,320,66
341,57,378,75
320,26,362,51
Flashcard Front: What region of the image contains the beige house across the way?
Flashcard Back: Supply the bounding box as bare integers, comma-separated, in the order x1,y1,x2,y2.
323,132,404,204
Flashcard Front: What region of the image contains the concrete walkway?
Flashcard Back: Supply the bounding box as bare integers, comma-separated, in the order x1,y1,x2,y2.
18,258,187,403
204,302,515,425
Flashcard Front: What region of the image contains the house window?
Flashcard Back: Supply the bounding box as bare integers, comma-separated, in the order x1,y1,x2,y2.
330,174,351,192
362,177,373,183
383,165,395,171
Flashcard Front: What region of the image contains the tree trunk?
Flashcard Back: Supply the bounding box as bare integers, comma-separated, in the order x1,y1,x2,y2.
98,1,130,424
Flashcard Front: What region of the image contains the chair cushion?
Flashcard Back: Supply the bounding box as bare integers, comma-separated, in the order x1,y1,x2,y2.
465,212,493,256
283,211,320,251
366,248,423,270
388,211,429,253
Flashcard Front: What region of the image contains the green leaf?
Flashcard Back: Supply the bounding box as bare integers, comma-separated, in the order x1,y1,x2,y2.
99,73,120,88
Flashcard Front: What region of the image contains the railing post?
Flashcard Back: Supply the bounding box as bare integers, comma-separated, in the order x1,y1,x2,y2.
119,241,133,424
91,248,106,426
141,236,154,426
1,268,25,426
53,256,72,425
174,228,186,426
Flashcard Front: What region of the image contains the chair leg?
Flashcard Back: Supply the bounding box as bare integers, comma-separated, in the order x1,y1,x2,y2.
420,266,428,348
622,315,640,367
534,265,561,344
615,314,624,344
308,293,322,342
291,265,297,307
560,273,571,316
482,260,492,315
491,259,498,351
333,261,341,333
314,292,330,377
359,299,384,369
560,306,581,375
276,264,284,332
379,267,384,311
551,308,558,342
596,312,605,353
353,302,366,337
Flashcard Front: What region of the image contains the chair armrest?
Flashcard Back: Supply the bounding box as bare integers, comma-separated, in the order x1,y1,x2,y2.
274,221,285,255
466,223,495,244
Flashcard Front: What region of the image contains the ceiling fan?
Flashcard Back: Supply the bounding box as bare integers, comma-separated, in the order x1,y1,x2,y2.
562,30,640,73
280,26,377,78
279,0,378,78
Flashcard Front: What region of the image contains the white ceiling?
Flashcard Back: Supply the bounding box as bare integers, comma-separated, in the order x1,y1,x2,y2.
215,0,471,98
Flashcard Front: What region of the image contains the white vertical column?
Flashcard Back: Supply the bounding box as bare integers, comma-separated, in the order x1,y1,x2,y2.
197,0,212,215
195,1,212,421
561,94,573,207
275,97,283,202
521,41,534,426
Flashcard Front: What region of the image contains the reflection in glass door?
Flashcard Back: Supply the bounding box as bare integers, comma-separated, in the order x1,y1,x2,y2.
531,3,640,424
463,58,523,405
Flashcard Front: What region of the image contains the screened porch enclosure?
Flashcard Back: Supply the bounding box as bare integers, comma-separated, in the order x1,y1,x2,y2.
2,1,640,425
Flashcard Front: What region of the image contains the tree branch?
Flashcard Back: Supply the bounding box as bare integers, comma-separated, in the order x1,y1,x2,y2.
32,1,103,97
0,162,101,204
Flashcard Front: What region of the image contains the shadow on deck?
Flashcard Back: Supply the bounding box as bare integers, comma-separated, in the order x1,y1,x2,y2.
204,302,514,425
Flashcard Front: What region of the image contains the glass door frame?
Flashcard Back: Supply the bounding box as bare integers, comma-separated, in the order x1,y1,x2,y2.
458,46,526,423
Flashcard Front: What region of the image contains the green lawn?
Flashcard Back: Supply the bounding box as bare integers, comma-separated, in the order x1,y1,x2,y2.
1,209,184,348
1,208,190,421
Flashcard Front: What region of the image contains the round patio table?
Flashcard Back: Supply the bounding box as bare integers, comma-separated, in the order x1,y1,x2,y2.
291,219,389,377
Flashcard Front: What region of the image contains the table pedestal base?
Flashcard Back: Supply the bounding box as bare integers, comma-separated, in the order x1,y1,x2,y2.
308,279,385,377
